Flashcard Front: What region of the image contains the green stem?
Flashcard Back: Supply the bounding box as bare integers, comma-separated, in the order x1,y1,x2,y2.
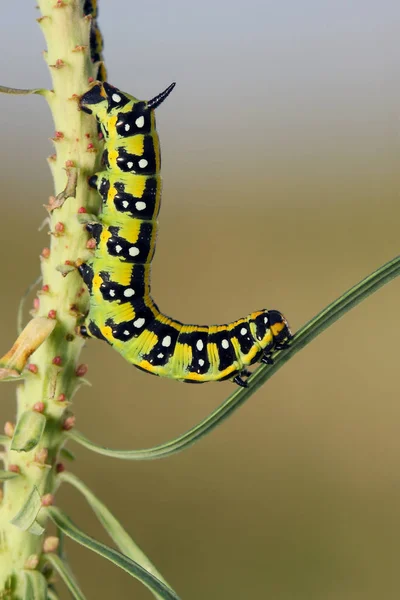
0,1,101,597
68,254,400,459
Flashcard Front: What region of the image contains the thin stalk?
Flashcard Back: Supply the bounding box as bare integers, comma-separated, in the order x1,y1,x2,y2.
0,1,101,596
68,255,400,459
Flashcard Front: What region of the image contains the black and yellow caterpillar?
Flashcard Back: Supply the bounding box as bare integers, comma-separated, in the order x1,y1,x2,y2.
83,0,107,81
78,82,292,386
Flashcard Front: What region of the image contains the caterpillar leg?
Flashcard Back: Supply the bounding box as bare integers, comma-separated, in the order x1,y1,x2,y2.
261,354,274,365
233,375,248,388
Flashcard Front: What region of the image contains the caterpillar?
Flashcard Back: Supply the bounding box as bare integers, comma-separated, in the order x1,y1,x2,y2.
78,82,292,386
83,0,107,82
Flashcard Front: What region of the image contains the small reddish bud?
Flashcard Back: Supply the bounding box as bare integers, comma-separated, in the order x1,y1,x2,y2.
54,221,65,233
98,132,103,140
41,284,50,293
48,309,57,320
54,0,67,7
52,356,62,366
41,247,51,258
56,462,65,473
8,464,20,474
78,206,87,213
75,364,88,377
73,45,87,52
48,153,57,162
53,58,65,69
87,142,94,150
41,493,54,507
4,421,14,438
57,393,67,402
63,416,76,431
65,159,74,168
43,536,60,553
85,133,91,139
64,259,74,266
33,402,45,413
48,195,56,206
33,297,40,311
88,77,94,83
86,238,96,249
27,363,39,375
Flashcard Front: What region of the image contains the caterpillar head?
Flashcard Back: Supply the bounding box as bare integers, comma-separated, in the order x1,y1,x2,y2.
80,81,175,122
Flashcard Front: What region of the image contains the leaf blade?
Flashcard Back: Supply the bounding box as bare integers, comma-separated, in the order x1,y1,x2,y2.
45,553,87,600
11,410,46,452
60,471,171,599
47,507,181,600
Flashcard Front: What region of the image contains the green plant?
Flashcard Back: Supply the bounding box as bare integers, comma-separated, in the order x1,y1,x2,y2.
0,2,398,599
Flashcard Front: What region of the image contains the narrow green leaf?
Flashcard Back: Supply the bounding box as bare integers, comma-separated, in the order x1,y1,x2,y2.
0,85,45,95
0,470,19,480
69,254,400,460
60,447,75,461
47,507,181,600
60,472,171,599
10,485,44,535
23,570,47,599
45,554,87,600
11,410,46,452
47,590,59,600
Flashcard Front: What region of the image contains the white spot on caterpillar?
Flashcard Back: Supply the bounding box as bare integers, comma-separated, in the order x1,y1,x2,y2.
116,121,123,126
124,124,130,132
135,116,145,128
127,161,134,169
115,245,122,253
134,317,145,328
196,339,204,351
157,353,164,359
198,358,205,367
162,335,171,347
129,246,139,257
138,159,148,169
124,330,130,336
221,339,229,349
240,327,247,336
264,316,268,324
122,201,129,208
112,93,121,102
109,289,116,297
124,288,135,297
135,201,146,211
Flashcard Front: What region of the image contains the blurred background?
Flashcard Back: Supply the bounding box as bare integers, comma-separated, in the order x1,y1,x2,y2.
1,1,400,598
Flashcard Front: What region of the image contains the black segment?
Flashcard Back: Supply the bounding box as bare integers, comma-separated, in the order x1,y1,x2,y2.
97,176,110,201
178,330,210,375
106,222,155,264
80,84,104,114
77,263,94,292
141,320,180,367
88,319,109,343
113,178,158,220
115,102,151,137
105,301,155,341
103,82,130,113
115,136,157,175
208,330,238,372
252,311,270,342
97,269,146,304
231,322,257,358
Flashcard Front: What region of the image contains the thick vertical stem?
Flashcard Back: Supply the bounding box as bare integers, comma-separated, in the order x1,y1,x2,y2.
0,1,102,596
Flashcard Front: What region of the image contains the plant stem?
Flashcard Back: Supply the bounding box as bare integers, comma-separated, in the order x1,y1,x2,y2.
0,1,100,596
